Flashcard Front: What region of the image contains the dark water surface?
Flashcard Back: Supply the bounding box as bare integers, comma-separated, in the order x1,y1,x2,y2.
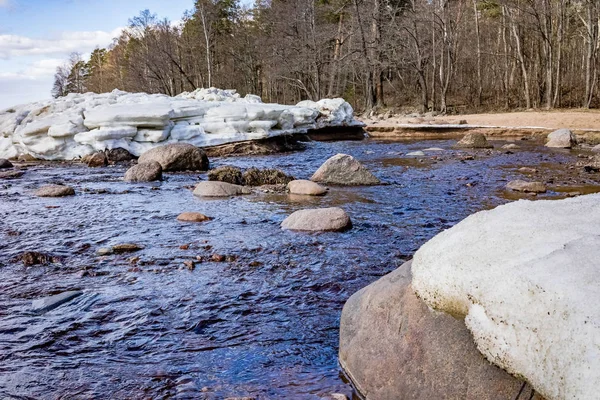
0,137,598,399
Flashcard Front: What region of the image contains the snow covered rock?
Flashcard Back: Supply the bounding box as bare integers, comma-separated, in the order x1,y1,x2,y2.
411,194,600,400
546,128,577,149
0,89,361,160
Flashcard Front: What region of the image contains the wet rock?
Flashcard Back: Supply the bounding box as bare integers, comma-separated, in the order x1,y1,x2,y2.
281,207,352,232
87,151,108,167
0,170,24,179
35,184,75,197
502,143,521,150
105,148,136,163
242,167,294,186
193,181,251,197
424,147,444,152
17,251,62,266
177,212,212,223
138,143,209,172
311,153,380,186
32,290,82,313
506,180,547,193
406,151,425,157
208,165,243,185
454,132,493,149
546,128,577,148
211,254,226,262
287,180,327,196
339,261,542,400
124,161,163,182
112,243,144,253
0,159,13,168
96,247,114,256
519,167,538,174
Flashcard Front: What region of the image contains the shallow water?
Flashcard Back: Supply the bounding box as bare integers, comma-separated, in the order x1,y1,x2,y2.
0,137,598,399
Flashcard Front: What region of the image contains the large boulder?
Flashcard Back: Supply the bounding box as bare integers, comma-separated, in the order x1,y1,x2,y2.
193,181,251,197
412,194,600,400
287,180,328,196
124,161,163,182
454,132,493,149
311,154,380,186
35,184,75,197
506,180,547,193
138,143,209,172
281,207,351,232
546,128,577,148
340,261,542,400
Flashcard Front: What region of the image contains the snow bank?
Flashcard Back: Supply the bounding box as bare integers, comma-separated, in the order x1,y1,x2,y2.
411,194,600,400
0,88,360,160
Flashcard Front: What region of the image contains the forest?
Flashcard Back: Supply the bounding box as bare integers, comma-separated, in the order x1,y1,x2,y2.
52,0,600,114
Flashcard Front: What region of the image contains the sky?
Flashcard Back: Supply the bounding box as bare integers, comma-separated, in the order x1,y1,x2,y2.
0,0,198,109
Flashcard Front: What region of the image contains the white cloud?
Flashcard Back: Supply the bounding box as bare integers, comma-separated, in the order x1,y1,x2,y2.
0,0,11,8
0,27,122,59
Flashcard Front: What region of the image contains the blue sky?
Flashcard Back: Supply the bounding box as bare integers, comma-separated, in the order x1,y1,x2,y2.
0,0,200,109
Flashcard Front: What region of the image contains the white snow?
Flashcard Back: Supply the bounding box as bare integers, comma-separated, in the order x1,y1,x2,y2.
411,194,600,400
0,88,360,160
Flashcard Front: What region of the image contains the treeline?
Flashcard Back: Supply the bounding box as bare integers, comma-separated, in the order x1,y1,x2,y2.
53,0,600,113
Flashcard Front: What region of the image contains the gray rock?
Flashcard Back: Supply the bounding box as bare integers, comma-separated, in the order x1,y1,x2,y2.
423,147,445,152
592,144,600,153
454,132,493,149
0,159,13,169
287,180,328,196
35,184,75,197
96,247,114,256
138,143,209,172
112,243,144,253
311,154,380,186
281,207,351,232
519,167,538,174
406,151,426,157
32,290,82,313
502,143,521,150
124,161,163,182
506,180,547,193
0,170,24,179
339,261,542,400
546,128,577,148
193,181,251,197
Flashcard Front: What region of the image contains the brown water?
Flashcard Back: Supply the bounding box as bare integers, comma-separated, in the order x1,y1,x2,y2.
0,138,598,399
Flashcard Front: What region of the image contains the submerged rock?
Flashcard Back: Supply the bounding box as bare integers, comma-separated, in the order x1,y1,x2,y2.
340,261,541,400
0,158,13,168
242,167,294,186
546,128,577,148
287,180,327,196
177,212,212,223
124,162,163,182
193,181,251,197
17,251,62,266
506,180,547,193
32,290,83,313
281,207,351,232
138,143,209,172
454,132,493,149
208,166,244,185
411,194,600,399
35,184,75,197
311,154,380,186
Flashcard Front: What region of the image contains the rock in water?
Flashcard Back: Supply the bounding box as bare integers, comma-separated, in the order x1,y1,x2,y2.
124,162,163,182
112,243,144,253
412,194,600,399
86,151,108,167
546,128,577,148
208,166,244,185
281,207,351,232
0,170,24,179
193,181,251,197
311,154,380,185
105,148,136,163
32,291,82,313
592,144,600,153
339,261,541,400
177,212,212,223
0,159,13,168
138,143,209,172
35,184,75,197
242,168,294,186
406,151,426,157
287,180,328,196
454,132,493,149
502,143,521,150
506,180,547,193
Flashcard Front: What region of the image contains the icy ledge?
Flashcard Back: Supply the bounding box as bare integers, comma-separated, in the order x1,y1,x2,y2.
411,194,600,400
0,87,361,160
